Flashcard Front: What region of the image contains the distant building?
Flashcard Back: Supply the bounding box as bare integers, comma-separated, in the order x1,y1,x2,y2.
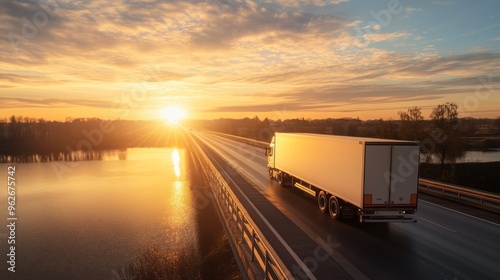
475,124,500,136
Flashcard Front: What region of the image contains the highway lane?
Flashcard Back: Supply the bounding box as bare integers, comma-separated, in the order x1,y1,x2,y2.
194,131,500,280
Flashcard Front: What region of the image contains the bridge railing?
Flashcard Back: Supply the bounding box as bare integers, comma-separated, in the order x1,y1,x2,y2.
205,130,500,214
189,134,291,280
419,178,500,213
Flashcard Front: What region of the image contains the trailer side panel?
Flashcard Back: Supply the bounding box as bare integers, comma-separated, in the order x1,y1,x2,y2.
274,133,364,208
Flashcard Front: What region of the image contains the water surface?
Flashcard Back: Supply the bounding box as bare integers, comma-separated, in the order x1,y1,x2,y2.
0,148,200,279
460,150,500,162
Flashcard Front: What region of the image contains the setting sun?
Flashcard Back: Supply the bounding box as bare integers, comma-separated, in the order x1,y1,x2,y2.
161,106,187,125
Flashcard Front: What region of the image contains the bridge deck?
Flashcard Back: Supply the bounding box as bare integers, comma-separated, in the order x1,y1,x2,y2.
196,137,353,279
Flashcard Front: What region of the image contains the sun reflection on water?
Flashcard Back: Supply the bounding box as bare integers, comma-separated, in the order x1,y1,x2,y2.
166,147,198,258
5,147,201,279
173,181,183,189
172,148,181,178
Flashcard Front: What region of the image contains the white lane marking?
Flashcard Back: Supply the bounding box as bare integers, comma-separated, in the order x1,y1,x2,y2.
419,200,500,227
419,217,456,233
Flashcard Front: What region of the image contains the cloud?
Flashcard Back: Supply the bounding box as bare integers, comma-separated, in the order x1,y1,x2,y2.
204,102,330,112
397,52,500,76
0,73,64,85
215,50,500,114
0,97,113,109
0,0,351,85
187,5,348,50
205,89,447,113
0,0,499,119
404,7,422,15
425,75,500,87
283,84,467,105
362,32,410,43
265,0,350,8
431,0,457,5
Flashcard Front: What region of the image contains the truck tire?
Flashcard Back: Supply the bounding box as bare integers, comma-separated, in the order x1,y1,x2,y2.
317,191,329,213
277,171,285,187
268,168,274,180
328,196,342,220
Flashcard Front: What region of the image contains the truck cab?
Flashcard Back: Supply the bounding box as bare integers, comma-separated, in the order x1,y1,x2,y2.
266,136,275,169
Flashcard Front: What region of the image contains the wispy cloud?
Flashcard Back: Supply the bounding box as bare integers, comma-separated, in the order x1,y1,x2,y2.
266,0,350,8
0,73,64,85
0,97,113,109
362,32,411,43
1,0,353,85
402,6,422,18
431,0,458,5
0,0,499,119
405,7,422,15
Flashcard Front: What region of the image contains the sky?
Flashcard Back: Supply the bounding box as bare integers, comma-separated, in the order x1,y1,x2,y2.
1,0,500,121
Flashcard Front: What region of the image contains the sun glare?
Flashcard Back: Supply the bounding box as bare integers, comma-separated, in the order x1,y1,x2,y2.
161,106,186,125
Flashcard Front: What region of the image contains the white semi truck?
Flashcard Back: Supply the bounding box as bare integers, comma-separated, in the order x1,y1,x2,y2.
266,133,419,223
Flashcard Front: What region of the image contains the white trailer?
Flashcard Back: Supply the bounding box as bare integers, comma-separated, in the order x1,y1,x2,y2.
266,133,419,223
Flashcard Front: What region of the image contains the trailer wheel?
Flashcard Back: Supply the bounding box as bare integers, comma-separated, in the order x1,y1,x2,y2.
317,191,329,213
328,196,341,220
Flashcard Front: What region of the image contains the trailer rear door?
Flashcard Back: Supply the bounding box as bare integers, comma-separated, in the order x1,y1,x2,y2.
389,146,419,206
364,145,391,207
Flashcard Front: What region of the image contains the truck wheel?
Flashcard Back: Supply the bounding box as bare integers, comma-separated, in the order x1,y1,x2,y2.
277,172,285,187
317,191,329,213
328,196,341,220
268,168,274,180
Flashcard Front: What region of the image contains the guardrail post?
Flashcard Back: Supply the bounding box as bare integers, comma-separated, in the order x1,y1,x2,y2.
251,229,256,261
241,215,245,238
264,251,269,279
236,207,240,229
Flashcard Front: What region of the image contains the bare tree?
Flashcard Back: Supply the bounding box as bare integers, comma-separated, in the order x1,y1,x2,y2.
375,118,399,139
430,102,464,176
398,106,425,141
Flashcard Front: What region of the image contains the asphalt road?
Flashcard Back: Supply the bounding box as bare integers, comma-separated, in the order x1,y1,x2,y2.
194,131,500,280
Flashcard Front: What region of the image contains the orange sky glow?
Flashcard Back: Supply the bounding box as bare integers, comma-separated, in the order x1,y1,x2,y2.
1,0,499,122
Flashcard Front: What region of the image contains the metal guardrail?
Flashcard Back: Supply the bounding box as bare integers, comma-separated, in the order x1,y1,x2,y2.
419,179,500,213
189,134,291,280
207,130,500,214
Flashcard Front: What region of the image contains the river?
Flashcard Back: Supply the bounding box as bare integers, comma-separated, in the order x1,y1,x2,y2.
424,149,500,163
0,148,238,279
460,150,500,162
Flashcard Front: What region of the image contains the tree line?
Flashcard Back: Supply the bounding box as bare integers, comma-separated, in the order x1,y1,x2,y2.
0,117,186,157
2,103,499,169
191,103,500,177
